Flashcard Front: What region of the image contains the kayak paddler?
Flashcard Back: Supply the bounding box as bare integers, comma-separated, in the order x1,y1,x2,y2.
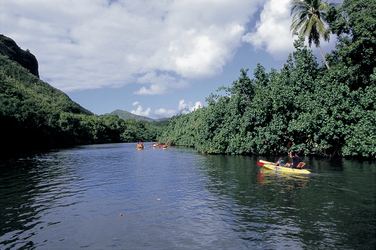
275,157,285,166
137,141,144,149
284,151,302,168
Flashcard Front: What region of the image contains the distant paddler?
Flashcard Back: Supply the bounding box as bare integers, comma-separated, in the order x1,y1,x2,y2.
136,141,144,150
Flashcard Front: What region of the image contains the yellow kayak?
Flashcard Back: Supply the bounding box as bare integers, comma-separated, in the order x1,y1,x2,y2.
258,160,311,174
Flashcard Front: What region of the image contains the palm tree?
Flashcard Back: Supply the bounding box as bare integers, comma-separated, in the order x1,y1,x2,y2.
290,0,335,69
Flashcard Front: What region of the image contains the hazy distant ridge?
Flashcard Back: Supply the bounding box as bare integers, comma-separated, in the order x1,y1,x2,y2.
109,109,170,126
109,109,155,122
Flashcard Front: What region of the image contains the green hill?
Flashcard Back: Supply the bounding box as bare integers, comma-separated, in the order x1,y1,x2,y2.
0,34,39,77
0,49,95,154
0,35,92,116
110,109,155,123
110,109,170,126
0,35,159,156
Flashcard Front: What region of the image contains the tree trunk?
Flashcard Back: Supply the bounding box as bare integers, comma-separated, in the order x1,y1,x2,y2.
318,44,330,70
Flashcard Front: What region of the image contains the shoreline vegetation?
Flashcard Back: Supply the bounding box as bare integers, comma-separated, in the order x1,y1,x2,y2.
1,0,375,159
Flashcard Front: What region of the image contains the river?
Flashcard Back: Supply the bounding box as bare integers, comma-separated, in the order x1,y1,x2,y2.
0,143,375,249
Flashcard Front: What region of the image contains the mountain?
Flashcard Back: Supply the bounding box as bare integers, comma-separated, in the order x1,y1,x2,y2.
0,34,162,156
0,42,93,117
0,34,39,77
110,109,170,126
109,109,155,122
1,35,96,154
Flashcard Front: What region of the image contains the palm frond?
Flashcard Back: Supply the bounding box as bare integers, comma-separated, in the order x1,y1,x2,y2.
290,0,333,69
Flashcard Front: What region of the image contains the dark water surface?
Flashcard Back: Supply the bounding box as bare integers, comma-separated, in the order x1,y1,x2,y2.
1,143,375,249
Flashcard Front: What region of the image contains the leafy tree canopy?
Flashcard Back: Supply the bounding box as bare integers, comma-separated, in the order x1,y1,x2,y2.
158,0,376,159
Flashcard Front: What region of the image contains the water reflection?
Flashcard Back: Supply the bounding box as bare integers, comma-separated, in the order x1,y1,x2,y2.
0,145,375,249
257,168,309,190
198,154,314,247
199,154,376,249
0,153,77,249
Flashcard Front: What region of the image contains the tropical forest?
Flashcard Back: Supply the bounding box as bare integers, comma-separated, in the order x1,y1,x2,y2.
1,0,375,159
157,0,376,159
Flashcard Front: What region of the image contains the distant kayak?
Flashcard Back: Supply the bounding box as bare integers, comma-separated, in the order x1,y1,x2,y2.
258,160,311,174
136,142,144,150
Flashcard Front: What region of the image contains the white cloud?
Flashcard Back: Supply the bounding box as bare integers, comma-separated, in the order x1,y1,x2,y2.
154,108,177,119
131,101,151,117
191,101,202,111
134,71,189,95
242,0,294,60
178,99,189,112
1,0,262,93
153,99,202,118
242,0,338,62
178,99,202,114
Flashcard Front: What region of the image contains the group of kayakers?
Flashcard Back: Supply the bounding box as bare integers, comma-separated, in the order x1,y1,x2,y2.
136,141,170,150
152,142,169,149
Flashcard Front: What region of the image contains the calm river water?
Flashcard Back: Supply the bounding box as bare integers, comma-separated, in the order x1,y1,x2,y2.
0,143,375,249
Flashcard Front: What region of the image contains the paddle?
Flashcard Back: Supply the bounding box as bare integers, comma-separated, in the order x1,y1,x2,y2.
257,161,280,167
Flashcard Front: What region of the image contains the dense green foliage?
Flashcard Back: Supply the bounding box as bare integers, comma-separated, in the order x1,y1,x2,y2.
0,54,160,155
327,0,376,89
159,0,376,159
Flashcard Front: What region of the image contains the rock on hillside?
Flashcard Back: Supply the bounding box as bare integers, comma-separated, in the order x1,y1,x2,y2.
0,34,39,78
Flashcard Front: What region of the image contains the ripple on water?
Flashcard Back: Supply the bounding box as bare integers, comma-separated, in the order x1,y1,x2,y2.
1,144,375,249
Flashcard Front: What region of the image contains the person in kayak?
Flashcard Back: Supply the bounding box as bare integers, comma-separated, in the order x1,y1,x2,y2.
137,142,144,149
275,157,285,167
284,151,302,168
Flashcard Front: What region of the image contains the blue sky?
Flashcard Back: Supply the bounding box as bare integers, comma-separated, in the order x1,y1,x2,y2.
1,0,338,119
